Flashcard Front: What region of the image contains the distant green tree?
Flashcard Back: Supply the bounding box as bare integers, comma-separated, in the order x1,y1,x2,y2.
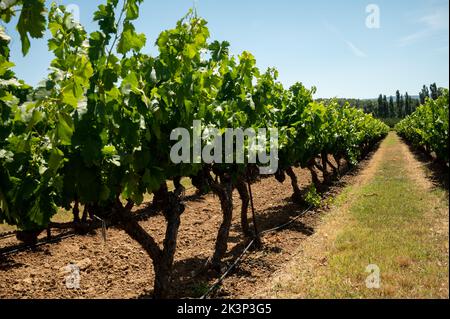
410,97,419,113
367,100,376,115
389,96,395,117
369,100,376,114
405,92,411,115
399,95,404,117
362,100,370,113
396,90,401,117
419,85,430,104
430,83,439,100
382,95,388,118
377,94,383,117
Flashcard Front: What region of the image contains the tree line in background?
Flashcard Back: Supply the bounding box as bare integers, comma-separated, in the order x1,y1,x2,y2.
318,83,446,126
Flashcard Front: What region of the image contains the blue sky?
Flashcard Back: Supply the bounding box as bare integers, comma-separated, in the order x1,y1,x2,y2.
4,0,449,98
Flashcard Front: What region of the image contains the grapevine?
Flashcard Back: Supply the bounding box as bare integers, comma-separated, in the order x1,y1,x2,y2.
0,0,389,298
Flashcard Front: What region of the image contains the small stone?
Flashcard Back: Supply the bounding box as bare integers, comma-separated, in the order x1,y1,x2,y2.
12,284,23,291
77,258,92,271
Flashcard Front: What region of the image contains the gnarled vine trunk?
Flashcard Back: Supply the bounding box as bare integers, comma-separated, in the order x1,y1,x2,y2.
172,176,185,195
320,152,332,184
326,156,338,177
72,200,92,234
154,191,184,298
332,154,342,177
307,159,321,189
116,187,184,299
274,168,286,183
191,169,209,195
285,166,303,203
72,199,80,223
235,177,251,237
209,175,234,270
152,182,168,209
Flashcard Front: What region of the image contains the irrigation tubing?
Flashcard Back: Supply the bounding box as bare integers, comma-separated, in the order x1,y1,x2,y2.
200,204,313,299
199,143,384,299
1,180,313,294
0,230,16,240
0,231,78,256
1,197,315,296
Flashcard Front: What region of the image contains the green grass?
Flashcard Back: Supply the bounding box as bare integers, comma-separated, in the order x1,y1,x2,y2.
310,134,448,298
271,133,449,298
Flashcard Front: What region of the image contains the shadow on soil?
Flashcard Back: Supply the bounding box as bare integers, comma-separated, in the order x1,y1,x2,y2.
138,200,318,299
401,138,449,192
137,140,384,299
0,256,24,271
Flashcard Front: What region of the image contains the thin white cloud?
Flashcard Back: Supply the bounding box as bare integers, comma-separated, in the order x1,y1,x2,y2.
345,41,367,58
324,21,367,58
399,29,432,47
420,10,449,30
399,9,449,47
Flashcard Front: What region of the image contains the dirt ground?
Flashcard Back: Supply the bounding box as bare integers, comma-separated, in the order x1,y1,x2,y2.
0,154,374,299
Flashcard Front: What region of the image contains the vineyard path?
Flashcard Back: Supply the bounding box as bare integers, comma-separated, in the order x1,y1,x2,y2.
257,132,449,298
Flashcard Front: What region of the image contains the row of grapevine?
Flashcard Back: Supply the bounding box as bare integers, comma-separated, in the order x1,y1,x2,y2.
0,0,389,298
395,92,449,164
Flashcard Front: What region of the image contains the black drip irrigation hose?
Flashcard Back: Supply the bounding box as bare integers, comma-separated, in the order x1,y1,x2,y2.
200,204,313,299
199,143,384,299
0,230,17,240
0,214,112,257
0,231,78,257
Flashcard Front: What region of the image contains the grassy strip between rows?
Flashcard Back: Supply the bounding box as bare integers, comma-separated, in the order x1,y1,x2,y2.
272,133,449,298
